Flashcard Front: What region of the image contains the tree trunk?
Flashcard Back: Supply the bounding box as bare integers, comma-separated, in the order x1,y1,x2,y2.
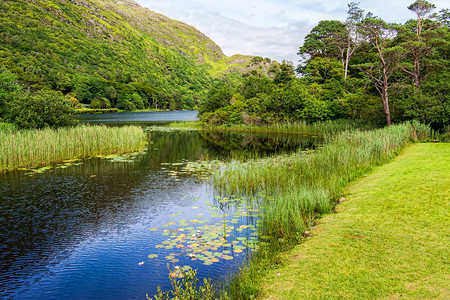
344,38,351,80
382,87,392,126
414,56,420,87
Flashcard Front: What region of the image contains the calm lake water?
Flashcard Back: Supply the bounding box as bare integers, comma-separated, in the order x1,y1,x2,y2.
76,110,199,125
0,111,320,299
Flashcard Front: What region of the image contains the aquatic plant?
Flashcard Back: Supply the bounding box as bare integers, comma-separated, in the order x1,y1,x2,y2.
204,119,377,136
214,122,428,238
165,121,202,130
149,267,216,300
213,122,431,298
0,125,147,172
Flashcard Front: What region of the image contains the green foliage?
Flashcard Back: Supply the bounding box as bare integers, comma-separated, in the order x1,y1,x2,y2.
298,20,347,63
89,96,111,109
272,61,296,86
215,123,431,299
6,90,78,129
303,57,344,84
0,68,21,118
0,124,146,172
0,0,220,111
150,268,216,300
257,143,449,299
199,78,236,115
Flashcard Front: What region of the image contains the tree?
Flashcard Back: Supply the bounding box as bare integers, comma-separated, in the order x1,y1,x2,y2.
303,57,345,84
89,97,111,109
6,90,78,129
199,79,235,115
298,20,347,70
0,68,21,119
272,61,296,86
435,9,450,28
344,2,365,80
357,17,406,125
399,0,440,87
241,76,276,99
104,86,117,105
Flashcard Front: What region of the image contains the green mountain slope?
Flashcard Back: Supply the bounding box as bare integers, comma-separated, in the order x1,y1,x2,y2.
0,0,257,110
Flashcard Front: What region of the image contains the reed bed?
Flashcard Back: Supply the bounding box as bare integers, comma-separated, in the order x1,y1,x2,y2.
206,119,376,136
166,121,202,129
0,125,146,172
214,122,430,238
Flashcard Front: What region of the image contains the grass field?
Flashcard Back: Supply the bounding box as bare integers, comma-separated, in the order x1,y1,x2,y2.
259,143,449,299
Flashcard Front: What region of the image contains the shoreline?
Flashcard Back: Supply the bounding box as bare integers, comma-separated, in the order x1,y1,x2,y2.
258,143,449,299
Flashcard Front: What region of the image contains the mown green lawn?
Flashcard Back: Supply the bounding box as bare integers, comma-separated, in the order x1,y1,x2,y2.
260,143,449,299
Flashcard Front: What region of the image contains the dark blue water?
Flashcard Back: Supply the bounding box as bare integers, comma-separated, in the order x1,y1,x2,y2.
0,112,320,299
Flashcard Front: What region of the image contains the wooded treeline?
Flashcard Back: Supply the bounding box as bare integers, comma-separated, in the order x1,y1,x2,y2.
200,1,449,129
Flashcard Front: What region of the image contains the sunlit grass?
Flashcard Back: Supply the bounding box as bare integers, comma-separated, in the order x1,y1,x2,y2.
165,121,202,129
259,143,450,299
215,122,432,299
0,125,147,172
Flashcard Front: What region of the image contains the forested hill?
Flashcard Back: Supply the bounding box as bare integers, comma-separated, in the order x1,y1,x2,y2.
0,0,261,110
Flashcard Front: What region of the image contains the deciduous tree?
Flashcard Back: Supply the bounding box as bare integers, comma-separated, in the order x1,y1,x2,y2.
357,17,407,125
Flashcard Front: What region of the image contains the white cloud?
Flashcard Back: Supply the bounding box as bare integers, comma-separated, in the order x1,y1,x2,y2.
135,0,449,65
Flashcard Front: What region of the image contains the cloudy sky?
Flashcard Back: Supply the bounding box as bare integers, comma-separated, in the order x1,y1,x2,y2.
135,0,448,64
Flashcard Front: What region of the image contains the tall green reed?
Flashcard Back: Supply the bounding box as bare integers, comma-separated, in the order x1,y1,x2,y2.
0,125,146,172
206,119,376,136
217,122,431,299
214,122,428,239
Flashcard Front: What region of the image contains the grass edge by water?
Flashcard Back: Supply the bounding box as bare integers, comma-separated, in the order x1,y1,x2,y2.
0,124,147,172
257,143,449,299
215,122,433,299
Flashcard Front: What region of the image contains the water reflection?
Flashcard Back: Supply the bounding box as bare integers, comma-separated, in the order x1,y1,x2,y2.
0,129,320,299
200,130,319,160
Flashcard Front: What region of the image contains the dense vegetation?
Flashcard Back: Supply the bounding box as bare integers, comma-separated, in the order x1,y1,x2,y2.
0,124,146,172
215,122,431,299
259,143,449,299
0,0,277,127
199,1,449,130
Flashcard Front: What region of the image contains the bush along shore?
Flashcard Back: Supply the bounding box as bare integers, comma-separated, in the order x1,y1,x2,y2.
0,124,147,172
211,121,432,299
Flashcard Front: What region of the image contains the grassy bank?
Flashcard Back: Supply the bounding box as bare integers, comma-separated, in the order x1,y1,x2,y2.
259,143,449,299
166,121,203,129
213,122,431,298
0,125,146,172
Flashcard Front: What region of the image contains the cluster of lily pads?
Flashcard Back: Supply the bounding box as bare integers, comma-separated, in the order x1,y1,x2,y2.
23,159,83,176
144,196,267,271
160,160,223,181
21,149,149,176
98,149,148,163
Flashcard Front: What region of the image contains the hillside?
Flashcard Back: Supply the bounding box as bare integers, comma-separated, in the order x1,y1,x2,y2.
0,0,266,110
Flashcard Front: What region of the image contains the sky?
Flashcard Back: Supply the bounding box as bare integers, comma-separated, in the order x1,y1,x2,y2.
135,0,448,64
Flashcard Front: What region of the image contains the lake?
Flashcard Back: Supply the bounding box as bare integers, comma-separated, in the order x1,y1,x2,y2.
0,111,320,299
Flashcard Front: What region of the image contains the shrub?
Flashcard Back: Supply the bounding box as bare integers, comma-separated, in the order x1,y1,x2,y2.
6,90,78,129
89,96,111,109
